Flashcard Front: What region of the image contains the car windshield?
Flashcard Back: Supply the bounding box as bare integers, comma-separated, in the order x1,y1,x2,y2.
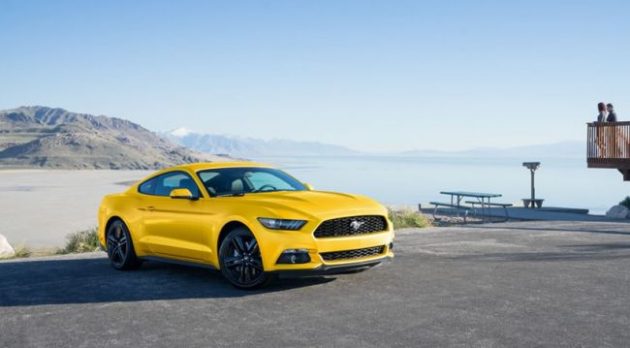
197,167,306,197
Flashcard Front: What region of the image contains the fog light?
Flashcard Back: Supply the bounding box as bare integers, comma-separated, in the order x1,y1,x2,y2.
276,249,310,264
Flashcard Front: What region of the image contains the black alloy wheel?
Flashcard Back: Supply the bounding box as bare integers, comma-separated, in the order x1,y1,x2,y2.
106,220,141,270
219,227,272,289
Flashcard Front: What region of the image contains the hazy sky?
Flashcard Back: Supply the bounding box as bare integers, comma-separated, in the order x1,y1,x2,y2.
1,0,628,152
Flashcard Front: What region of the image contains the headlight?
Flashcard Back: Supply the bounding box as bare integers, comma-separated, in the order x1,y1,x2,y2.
258,218,306,230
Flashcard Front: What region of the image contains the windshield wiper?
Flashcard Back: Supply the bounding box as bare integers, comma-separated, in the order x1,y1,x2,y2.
216,189,297,196
250,189,295,194
215,192,245,197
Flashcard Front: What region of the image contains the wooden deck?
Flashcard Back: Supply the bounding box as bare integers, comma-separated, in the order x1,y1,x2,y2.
587,122,630,180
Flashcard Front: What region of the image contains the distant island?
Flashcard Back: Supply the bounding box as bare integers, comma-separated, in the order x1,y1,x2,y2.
0,106,228,169
399,141,584,159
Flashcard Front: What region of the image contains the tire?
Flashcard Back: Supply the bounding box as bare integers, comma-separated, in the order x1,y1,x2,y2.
106,219,142,270
219,227,273,289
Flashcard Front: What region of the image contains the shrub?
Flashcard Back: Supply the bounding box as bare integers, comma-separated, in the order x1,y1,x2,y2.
58,227,100,254
620,196,630,210
12,245,31,258
388,208,431,229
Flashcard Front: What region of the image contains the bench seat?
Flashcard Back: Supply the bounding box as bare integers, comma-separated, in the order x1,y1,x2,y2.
429,202,470,222
522,199,544,209
429,202,465,209
465,201,513,207
465,201,512,221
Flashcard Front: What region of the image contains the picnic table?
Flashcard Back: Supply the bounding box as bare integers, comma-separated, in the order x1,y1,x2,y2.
440,191,502,209
431,191,508,222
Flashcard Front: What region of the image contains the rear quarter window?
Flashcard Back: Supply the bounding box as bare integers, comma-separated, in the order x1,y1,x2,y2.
138,178,156,195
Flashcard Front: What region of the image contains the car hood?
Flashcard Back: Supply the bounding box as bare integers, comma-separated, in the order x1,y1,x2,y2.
238,190,387,220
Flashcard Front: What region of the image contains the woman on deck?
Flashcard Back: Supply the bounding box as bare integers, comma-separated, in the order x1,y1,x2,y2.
596,102,608,157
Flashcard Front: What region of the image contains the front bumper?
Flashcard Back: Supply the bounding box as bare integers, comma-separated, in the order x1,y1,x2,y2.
255,224,395,272
273,256,392,278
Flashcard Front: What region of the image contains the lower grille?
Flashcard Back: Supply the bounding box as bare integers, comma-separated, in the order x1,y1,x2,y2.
320,245,386,262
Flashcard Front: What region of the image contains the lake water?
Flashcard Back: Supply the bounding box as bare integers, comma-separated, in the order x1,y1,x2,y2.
254,155,629,215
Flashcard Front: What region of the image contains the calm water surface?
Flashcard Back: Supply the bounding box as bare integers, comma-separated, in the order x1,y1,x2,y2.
254,155,629,215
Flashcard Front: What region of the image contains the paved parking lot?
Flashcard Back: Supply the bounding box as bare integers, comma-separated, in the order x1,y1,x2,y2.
1,220,630,347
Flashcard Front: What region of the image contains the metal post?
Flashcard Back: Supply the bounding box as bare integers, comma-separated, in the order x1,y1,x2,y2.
522,162,541,209
530,168,535,202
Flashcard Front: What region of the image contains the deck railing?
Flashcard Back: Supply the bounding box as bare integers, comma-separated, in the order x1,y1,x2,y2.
587,122,630,167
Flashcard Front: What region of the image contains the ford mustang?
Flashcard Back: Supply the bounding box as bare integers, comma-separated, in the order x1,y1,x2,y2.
98,162,394,288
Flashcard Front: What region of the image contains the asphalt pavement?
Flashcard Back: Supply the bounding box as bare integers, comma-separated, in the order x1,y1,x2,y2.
1,220,630,347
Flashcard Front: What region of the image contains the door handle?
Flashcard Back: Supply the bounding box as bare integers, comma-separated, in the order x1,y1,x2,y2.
145,206,156,212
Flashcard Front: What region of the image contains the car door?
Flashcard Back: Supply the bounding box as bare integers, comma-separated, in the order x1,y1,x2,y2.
139,171,211,262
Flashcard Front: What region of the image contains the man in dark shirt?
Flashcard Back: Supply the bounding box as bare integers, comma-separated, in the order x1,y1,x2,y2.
606,103,618,122
605,103,621,157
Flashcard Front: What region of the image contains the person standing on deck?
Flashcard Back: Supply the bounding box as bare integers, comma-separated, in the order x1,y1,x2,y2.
597,102,608,122
606,103,623,157
606,103,617,122
595,102,608,157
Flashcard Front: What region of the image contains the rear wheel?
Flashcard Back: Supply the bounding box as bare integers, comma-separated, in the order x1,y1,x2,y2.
219,227,272,289
106,220,142,270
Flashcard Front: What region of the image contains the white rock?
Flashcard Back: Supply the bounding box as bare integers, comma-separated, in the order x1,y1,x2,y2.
606,205,630,219
0,234,15,258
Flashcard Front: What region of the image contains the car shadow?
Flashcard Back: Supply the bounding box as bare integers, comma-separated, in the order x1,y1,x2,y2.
0,256,335,307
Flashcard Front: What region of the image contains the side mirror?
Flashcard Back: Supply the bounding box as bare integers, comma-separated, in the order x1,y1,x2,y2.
169,188,197,200
303,183,314,191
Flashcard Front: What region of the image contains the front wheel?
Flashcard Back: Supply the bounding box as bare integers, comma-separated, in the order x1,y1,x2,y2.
219,227,273,289
106,220,142,270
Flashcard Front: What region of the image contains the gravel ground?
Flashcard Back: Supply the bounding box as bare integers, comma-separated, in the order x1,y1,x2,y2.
1,220,630,347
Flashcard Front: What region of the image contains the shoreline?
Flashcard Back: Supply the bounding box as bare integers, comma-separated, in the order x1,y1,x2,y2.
0,169,151,248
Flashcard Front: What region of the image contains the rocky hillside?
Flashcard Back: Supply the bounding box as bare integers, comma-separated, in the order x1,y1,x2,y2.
0,106,227,169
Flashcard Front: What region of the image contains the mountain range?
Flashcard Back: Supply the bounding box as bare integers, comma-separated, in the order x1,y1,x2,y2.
0,105,585,170
0,106,226,169
165,127,584,159
163,127,359,157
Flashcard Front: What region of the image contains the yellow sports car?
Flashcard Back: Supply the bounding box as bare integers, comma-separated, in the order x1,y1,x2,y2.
98,162,394,288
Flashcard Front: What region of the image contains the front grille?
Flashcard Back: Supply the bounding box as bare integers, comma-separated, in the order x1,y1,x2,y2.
320,245,386,261
314,215,387,238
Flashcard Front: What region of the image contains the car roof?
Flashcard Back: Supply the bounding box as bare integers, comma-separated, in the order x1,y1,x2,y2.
127,161,275,192
171,161,273,172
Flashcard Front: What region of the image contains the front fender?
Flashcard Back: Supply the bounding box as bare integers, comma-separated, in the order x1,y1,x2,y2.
98,195,147,254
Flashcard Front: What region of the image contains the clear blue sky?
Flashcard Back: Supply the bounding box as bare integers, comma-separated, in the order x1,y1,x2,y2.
1,0,628,152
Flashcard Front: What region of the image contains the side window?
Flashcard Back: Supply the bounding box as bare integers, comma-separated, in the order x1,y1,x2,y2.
139,178,157,195
139,172,201,197
198,171,220,196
